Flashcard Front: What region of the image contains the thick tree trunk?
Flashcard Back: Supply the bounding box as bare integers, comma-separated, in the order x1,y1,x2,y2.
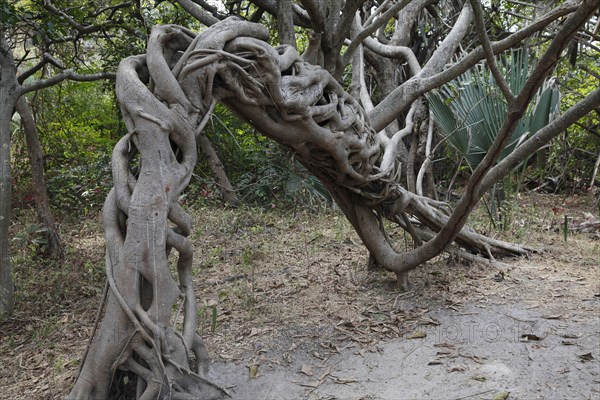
68,25,234,399
15,97,62,258
0,32,19,318
69,2,600,394
277,0,296,48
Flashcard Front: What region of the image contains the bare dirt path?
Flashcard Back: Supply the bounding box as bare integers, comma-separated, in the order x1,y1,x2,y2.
208,282,599,400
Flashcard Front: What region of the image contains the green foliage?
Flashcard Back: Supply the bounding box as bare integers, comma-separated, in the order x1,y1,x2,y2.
429,49,560,170
430,49,561,229
547,50,600,187
98,1,202,71
46,154,112,216
195,105,331,207
33,81,120,215
0,1,20,27
12,222,49,248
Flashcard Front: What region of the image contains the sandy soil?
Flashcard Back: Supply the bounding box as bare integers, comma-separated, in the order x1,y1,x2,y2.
1,193,598,399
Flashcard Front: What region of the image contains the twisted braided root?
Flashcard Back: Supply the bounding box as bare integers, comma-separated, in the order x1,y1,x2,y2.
68,25,227,400
70,17,533,399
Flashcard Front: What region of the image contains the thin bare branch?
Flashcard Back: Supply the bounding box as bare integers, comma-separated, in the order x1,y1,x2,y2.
369,0,580,132
21,70,115,95
470,0,515,103
43,0,121,35
343,0,412,65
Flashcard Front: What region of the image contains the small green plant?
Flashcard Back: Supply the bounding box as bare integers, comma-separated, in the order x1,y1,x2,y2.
12,223,49,250
46,155,113,216
211,304,217,333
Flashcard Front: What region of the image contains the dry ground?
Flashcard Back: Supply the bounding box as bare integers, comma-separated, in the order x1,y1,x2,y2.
0,193,598,399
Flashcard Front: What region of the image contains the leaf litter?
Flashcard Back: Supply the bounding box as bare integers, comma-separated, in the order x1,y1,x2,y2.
1,193,599,399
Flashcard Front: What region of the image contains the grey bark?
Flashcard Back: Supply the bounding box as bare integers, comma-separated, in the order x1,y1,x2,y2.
68,1,600,397
277,0,296,48
15,97,62,258
0,31,19,318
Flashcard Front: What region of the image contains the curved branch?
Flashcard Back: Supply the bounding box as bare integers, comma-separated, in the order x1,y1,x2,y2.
298,0,325,33
482,86,600,194
369,0,580,132
380,0,600,273
17,53,63,84
343,0,412,64
362,36,421,76
173,0,219,26
470,0,515,102
248,0,311,27
43,0,123,35
20,70,115,95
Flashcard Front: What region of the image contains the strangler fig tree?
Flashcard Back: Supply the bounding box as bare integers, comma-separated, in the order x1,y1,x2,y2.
68,1,600,398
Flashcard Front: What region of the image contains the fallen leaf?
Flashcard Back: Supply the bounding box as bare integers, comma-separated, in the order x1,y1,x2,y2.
319,365,332,381
419,317,440,326
333,376,358,384
492,391,510,400
561,333,581,339
248,328,261,337
434,342,456,349
247,364,259,379
520,333,545,342
493,272,505,282
435,350,456,357
320,342,340,353
447,364,467,373
407,331,427,339
293,380,321,388
460,353,487,364
300,365,314,376
540,314,562,320
578,352,595,362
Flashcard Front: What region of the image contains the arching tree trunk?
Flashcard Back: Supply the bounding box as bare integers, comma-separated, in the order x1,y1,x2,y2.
15,97,62,258
69,1,600,396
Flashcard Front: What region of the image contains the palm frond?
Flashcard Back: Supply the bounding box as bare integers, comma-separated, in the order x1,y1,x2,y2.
429,48,560,170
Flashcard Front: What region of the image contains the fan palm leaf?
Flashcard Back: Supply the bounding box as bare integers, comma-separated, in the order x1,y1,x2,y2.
429,48,560,170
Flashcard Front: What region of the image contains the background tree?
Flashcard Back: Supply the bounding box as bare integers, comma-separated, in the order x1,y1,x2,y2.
0,0,244,318
65,0,599,399
0,0,145,317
